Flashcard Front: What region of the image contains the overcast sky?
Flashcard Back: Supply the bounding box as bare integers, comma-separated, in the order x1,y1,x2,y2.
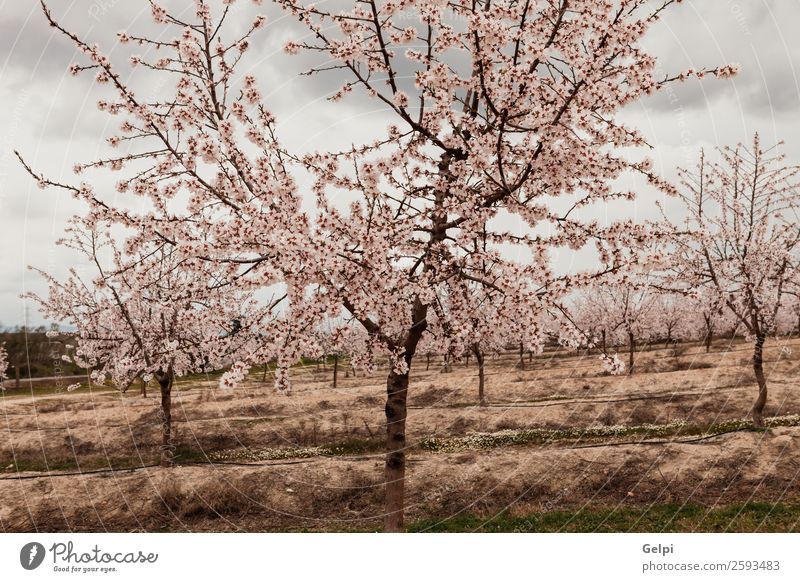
0,0,798,327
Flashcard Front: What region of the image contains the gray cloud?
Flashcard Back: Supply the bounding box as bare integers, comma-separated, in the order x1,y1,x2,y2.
641,0,800,117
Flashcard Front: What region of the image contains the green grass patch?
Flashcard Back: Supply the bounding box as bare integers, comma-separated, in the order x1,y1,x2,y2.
1,381,115,399
173,371,226,389
408,501,800,532
244,356,350,382
172,445,215,464
10,415,797,474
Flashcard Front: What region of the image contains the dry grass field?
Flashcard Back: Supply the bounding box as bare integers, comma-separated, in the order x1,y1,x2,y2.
2,337,800,532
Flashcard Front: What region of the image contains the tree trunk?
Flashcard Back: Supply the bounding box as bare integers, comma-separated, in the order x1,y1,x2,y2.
425,354,431,371
157,373,174,467
628,332,635,376
382,296,427,533
473,345,486,406
529,350,533,365
332,354,339,388
601,330,607,356
262,364,268,383
751,334,768,428
384,369,409,532
141,377,147,398
465,352,470,367
703,315,713,353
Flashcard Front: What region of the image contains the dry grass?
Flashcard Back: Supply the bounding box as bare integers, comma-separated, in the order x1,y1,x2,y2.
152,476,256,520
1,337,799,531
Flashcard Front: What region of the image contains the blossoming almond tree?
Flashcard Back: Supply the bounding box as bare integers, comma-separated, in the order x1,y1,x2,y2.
431,291,516,407
23,0,325,392
26,220,263,467
426,225,547,405
780,296,800,338
277,0,734,529
666,136,800,426
572,275,659,374
311,320,373,388
464,307,509,407
651,294,692,348
687,288,729,352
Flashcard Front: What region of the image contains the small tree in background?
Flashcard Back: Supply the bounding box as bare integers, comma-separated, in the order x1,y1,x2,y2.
652,294,693,348
778,296,800,338
688,289,729,352
26,221,260,467
573,276,659,374
0,344,8,386
666,136,800,426
312,321,367,388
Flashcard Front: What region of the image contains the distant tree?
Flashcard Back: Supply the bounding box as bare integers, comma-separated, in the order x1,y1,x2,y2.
651,294,692,348
312,321,361,388
779,296,800,338
665,136,800,426
0,344,8,385
416,336,439,372
27,222,261,466
573,276,659,374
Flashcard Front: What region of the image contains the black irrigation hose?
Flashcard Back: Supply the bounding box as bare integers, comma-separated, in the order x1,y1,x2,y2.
0,381,750,427
0,463,161,481
0,413,285,429
182,459,317,468
0,457,319,481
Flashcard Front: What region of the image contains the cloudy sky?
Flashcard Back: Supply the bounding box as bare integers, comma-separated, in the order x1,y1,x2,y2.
0,0,798,327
